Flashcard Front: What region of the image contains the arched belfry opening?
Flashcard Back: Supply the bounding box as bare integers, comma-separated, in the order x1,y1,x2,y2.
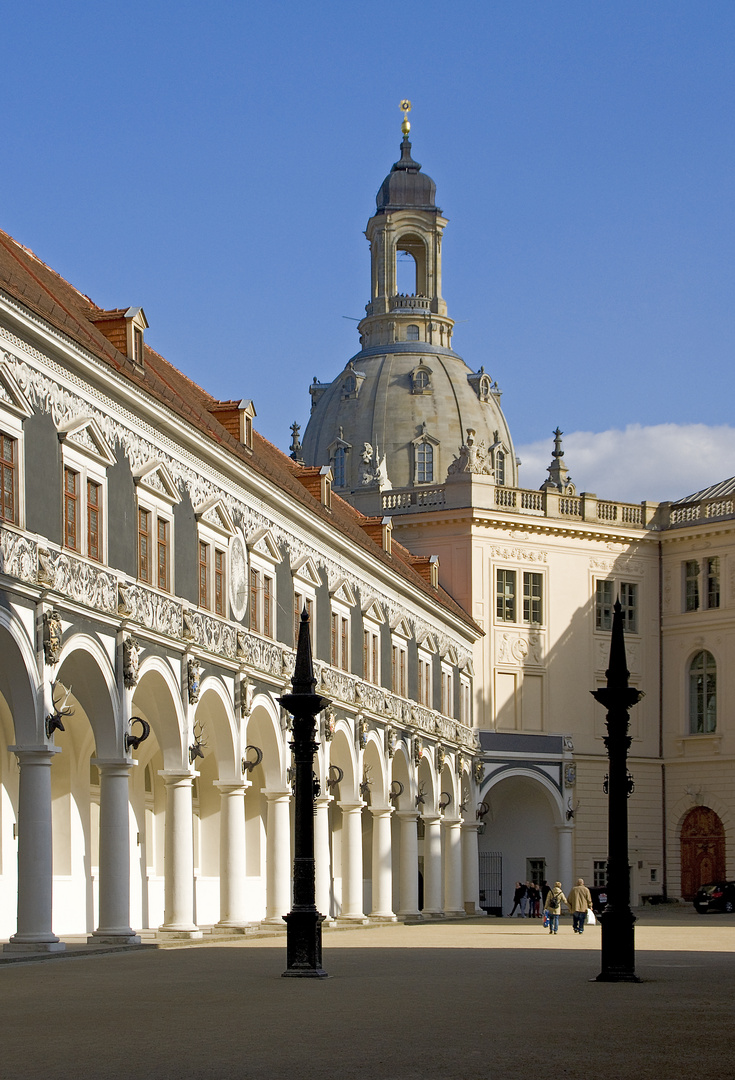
395,234,427,297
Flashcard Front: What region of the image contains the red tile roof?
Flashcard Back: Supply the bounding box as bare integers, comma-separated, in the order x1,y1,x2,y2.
0,227,479,636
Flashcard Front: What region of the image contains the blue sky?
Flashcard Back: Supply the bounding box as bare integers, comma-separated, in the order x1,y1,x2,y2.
3,1,733,501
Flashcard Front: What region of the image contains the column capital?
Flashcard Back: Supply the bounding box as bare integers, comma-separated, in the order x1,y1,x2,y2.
92,759,137,777
421,813,441,826
369,805,394,819
159,770,196,787
314,794,334,808
396,809,419,822
338,801,365,813
9,745,62,761
555,823,575,835
264,789,292,803
461,819,483,834
215,781,250,795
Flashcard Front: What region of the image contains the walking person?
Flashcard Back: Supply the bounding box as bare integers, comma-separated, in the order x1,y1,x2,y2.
545,881,568,935
520,881,531,918
568,878,594,934
509,881,526,917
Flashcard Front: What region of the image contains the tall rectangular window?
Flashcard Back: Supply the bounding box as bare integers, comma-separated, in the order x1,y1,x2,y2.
214,549,225,616
250,567,260,631
685,560,699,612
706,557,720,610
87,480,101,562
294,592,313,646
138,507,151,583
523,572,542,625
620,582,638,633
157,518,169,591
441,668,453,716
64,467,79,551
595,580,613,630
364,628,379,683
262,574,272,636
418,656,432,707
392,644,407,697
0,434,17,524
497,569,516,622
199,541,210,609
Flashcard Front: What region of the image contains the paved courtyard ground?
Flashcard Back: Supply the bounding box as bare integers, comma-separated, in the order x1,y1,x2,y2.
1,906,732,1080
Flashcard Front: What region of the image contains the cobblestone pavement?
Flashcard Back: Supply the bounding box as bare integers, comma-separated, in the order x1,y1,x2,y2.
1,906,732,1080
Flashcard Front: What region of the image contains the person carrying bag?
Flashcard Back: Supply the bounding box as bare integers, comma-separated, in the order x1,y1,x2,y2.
545,881,568,935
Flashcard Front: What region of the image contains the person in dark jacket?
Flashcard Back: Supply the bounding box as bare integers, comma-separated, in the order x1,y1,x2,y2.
509,881,527,917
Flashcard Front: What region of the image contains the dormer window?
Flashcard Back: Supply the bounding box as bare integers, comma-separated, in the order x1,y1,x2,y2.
341,362,365,400
125,308,148,368
406,324,420,341
496,449,505,485
410,363,433,395
333,446,346,487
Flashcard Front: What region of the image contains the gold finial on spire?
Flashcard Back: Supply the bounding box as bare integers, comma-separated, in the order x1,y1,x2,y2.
400,99,412,136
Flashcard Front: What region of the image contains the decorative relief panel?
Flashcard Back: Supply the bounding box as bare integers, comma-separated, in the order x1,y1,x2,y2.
595,638,641,673
185,611,238,659
1,336,475,673
44,549,118,613
0,529,37,583
489,546,547,563
117,582,182,637
589,557,644,575
496,631,544,666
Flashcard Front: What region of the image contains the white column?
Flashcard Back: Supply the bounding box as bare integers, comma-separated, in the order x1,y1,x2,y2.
396,810,420,918
369,807,395,920
462,820,483,915
338,802,367,921
557,824,574,892
216,783,249,929
159,772,202,937
90,760,140,944
263,790,291,923
314,795,332,920
442,817,464,915
5,746,65,953
422,814,444,917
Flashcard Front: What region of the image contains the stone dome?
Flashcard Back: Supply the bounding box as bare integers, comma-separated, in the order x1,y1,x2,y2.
375,138,438,214
302,346,517,497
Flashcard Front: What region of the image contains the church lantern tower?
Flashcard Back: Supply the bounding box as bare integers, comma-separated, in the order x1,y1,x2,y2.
302,104,517,514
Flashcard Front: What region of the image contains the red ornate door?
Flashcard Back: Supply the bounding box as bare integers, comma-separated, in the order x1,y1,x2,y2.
680,807,725,899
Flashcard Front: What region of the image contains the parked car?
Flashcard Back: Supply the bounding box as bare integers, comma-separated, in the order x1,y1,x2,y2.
694,881,735,914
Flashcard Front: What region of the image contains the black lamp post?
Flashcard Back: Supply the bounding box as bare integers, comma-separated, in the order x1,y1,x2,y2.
591,598,644,983
278,609,331,978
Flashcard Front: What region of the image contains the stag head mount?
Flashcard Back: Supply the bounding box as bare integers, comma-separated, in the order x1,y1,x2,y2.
189,717,207,764
46,679,74,739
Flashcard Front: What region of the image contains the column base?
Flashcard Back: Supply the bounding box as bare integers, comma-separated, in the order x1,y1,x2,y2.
214,922,257,934
88,931,141,945
368,913,398,922
156,927,203,940
444,909,467,918
422,910,446,920
262,915,287,925
397,912,423,922
4,938,65,953
335,915,370,925
465,903,486,916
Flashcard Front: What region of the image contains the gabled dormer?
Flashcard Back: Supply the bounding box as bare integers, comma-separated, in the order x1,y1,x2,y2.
247,527,282,562
330,577,357,606
208,399,256,449
89,307,148,368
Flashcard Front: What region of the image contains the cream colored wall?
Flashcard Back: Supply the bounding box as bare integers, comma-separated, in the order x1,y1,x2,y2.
661,524,735,892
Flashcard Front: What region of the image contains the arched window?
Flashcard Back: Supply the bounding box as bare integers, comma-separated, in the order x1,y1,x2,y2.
343,374,356,395
495,449,505,485
689,650,716,733
479,375,491,401
406,324,420,341
417,442,434,484
413,369,429,391
333,446,346,488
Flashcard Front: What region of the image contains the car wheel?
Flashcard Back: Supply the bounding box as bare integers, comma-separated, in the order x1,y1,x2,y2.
695,906,707,914
725,901,733,914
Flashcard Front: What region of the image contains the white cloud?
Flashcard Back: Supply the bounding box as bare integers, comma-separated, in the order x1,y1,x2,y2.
515,424,735,504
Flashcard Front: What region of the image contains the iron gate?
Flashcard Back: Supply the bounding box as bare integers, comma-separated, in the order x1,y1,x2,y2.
479,851,503,917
